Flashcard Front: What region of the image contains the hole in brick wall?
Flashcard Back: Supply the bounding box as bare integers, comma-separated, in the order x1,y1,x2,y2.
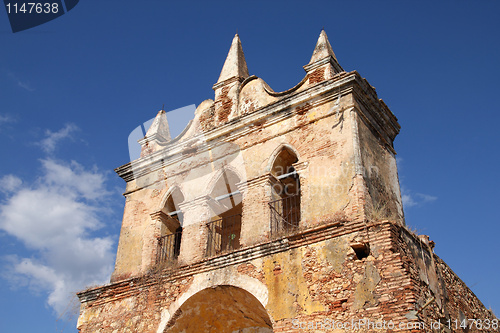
351,242,370,260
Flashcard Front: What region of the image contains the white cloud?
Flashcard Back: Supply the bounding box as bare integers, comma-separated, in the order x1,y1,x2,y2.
415,193,437,203
0,114,13,124
6,71,35,92
402,187,437,208
17,80,35,91
402,193,417,207
0,175,22,193
0,159,116,315
38,124,79,153
0,114,16,130
41,159,110,201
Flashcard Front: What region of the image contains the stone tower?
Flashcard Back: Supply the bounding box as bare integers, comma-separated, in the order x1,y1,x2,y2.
77,31,497,333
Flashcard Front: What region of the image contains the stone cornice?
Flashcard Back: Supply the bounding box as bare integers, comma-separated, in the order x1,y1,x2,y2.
239,173,273,191
150,210,169,221
79,220,418,305
77,218,359,304
292,161,308,174
150,210,180,232
212,76,245,90
303,55,343,73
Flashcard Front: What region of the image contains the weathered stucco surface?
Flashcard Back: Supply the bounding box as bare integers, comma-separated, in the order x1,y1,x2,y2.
78,31,497,332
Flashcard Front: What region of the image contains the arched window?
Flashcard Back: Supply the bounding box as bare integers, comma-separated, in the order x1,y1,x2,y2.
269,147,301,236
157,188,184,263
206,170,242,256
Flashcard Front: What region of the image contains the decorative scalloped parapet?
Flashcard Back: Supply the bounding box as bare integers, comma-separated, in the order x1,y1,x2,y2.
141,30,350,143
206,30,346,128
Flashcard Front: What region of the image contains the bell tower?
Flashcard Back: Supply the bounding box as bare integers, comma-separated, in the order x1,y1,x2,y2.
77,30,496,333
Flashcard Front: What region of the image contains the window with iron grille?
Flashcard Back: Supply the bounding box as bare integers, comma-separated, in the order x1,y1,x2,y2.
205,169,243,257
206,214,242,257
157,226,182,264
268,147,301,237
156,189,184,264
269,194,300,236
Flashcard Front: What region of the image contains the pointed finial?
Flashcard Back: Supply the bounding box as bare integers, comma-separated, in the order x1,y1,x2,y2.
215,34,249,84
309,29,337,64
161,104,165,111
303,29,344,74
145,109,171,142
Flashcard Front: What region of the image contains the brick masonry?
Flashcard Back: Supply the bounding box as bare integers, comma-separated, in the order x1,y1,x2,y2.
77,221,497,332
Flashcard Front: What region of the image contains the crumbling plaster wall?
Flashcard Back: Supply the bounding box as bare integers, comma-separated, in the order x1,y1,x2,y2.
234,95,358,227
112,87,364,280
112,185,165,281
81,225,377,332
81,221,497,333
356,110,404,223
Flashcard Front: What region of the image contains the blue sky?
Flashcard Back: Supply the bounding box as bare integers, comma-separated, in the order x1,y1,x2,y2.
1,1,499,332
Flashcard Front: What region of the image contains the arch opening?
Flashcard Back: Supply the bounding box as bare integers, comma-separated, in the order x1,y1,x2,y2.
157,188,184,263
206,170,243,257
164,285,273,333
269,147,301,236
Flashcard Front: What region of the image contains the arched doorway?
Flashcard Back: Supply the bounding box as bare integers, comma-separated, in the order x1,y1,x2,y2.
164,285,273,333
